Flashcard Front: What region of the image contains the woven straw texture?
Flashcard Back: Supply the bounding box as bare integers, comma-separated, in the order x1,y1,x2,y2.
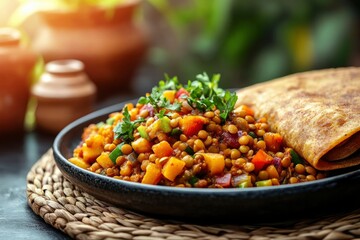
27,149,360,240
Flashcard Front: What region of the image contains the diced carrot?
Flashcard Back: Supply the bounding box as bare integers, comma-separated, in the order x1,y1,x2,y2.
162,157,186,181
132,137,152,153
197,153,225,175
163,90,176,103
251,149,274,172
69,157,90,169
179,116,207,137
263,132,283,153
96,153,114,168
152,141,173,158
142,163,162,185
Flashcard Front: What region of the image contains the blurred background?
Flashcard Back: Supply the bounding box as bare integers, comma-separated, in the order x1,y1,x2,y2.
140,0,360,89
1,0,360,89
0,0,360,133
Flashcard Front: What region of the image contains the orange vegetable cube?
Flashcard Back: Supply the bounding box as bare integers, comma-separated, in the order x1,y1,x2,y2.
147,119,160,139
163,90,176,103
132,137,152,153
129,107,139,121
142,163,162,185
179,116,207,137
263,132,283,153
198,153,225,175
82,135,105,163
152,141,173,158
162,157,186,181
69,157,90,169
266,164,280,179
124,103,134,110
96,153,114,168
251,149,274,172
235,104,254,116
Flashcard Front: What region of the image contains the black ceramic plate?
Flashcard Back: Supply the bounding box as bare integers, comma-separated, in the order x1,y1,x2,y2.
53,100,360,224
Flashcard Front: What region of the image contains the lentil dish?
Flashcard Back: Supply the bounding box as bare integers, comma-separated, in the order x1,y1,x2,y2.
69,73,327,188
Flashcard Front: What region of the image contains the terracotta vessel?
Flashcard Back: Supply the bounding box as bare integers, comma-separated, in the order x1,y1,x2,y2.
31,59,97,134
0,28,38,134
29,0,148,99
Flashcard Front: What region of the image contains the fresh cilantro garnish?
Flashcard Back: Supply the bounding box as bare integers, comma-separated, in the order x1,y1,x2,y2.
213,91,238,123
158,74,181,91
156,109,167,119
113,107,145,142
186,73,238,122
138,75,181,112
137,72,237,122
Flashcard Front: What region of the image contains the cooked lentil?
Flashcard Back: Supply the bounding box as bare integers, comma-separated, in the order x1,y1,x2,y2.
69,73,327,188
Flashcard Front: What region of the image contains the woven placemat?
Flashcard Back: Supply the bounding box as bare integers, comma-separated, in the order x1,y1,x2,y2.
27,149,360,240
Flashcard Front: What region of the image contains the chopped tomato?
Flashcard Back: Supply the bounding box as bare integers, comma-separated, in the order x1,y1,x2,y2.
175,88,189,99
179,116,207,137
251,149,274,172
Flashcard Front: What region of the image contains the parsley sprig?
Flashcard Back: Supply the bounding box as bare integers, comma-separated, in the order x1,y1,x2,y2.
138,75,182,112
113,107,145,143
186,73,238,122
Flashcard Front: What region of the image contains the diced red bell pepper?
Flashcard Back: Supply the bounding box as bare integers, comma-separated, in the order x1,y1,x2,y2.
179,116,207,137
251,149,274,172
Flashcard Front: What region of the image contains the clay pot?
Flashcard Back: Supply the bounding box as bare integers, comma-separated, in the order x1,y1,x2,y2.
31,59,97,134
29,0,148,99
0,27,38,134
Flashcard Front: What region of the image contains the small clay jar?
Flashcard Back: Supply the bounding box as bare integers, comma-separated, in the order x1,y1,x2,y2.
0,28,38,135
31,59,97,134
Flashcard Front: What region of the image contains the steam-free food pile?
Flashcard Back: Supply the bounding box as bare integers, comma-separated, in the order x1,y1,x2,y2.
69,73,326,188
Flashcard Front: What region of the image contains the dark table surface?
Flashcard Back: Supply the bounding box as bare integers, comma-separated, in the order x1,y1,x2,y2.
0,88,145,239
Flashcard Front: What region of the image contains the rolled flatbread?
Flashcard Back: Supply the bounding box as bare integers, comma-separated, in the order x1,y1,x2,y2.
235,67,360,171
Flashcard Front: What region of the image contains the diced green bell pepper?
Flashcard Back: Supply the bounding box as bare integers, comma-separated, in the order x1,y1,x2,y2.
137,125,149,140
255,179,273,187
159,116,171,133
290,149,303,165
109,143,125,163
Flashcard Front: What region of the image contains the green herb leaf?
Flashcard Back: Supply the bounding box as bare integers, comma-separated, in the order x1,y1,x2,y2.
113,107,145,142
188,176,199,186
137,79,181,112
185,73,237,122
